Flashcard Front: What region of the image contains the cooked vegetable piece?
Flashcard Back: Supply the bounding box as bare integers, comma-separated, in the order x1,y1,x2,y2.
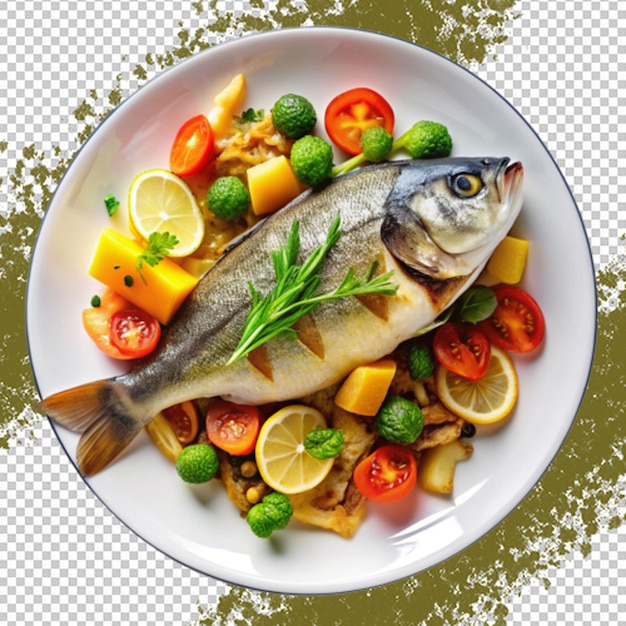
272,93,317,139
290,135,334,187
408,344,434,380
324,87,394,155
392,120,452,159
144,411,183,462
169,114,214,177
109,308,162,358
206,399,261,456
175,443,220,483
246,492,294,538
82,288,154,360
375,394,424,444
207,73,247,144
486,236,529,284
88,228,199,325
334,358,397,416
433,322,491,381
206,175,251,221
353,444,417,502
418,439,473,494
247,155,305,216
479,285,545,353
303,427,344,459
162,400,199,444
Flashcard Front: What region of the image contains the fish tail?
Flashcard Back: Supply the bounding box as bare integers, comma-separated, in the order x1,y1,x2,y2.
36,379,144,476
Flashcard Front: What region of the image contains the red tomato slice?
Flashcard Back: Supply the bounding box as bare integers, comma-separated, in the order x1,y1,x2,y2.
206,399,261,456
169,114,214,177
82,289,159,360
353,444,417,503
324,87,394,155
433,322,491,381
479,285,545,353
162,401,200,445
110,308,162,358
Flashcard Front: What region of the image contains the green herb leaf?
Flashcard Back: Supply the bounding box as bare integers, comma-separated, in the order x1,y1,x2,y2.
136,231,179,283
238,107,265,124
228,214,398,363
104,193,120,217
456,285,497,323
304,428,345,459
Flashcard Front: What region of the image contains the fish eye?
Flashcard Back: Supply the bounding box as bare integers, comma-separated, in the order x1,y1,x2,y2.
452,173,483,198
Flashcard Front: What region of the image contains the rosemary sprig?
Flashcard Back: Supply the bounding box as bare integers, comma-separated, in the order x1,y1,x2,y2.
228,214,398,364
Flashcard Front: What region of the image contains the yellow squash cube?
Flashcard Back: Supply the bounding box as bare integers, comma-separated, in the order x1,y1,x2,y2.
247,155,306,216
88,228,199,325
486,235,529,284
334,358,398,416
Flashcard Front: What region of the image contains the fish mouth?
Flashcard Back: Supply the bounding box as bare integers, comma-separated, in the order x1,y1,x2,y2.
499,160,524,206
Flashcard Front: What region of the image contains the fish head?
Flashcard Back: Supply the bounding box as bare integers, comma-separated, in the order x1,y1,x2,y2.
382,156,524,278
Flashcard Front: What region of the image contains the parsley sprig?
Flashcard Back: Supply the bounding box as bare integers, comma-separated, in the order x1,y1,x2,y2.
228,214,398,364
136,231,179,283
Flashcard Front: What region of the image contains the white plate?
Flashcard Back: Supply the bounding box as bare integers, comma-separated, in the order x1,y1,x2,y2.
26,28,596,594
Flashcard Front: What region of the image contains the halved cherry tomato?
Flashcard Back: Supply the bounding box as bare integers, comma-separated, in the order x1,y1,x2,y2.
162,401,200,445
169,114,214,177
353,444,417,502
433,322,491,381
82,289,160,360
110,308,162,358
479,285,545,353
324,87,394,155
206,399,261,456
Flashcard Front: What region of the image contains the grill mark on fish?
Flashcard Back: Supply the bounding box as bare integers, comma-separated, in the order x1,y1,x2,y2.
292,314,325,359
246,345,274,381
401,263,471,310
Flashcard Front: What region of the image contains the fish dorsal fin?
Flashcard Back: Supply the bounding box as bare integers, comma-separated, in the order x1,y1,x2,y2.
381,199,468,280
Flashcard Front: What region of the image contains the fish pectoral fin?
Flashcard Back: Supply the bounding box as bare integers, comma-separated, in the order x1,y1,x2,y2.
36,379,144,476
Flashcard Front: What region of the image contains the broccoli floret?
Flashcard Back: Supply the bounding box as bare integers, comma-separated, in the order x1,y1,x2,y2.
261,492,293,530
206,176,251,221
393,120,452,159
246,503,276,538
361,125,393,163
272,93,317,139
246,492,294,538
375,394,424,445
290,135,334,187
175,444,220,484
408,344,435,380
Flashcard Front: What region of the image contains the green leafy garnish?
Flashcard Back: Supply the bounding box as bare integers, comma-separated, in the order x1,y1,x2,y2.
229,214,398,363
238,107,265,124
136,231,179,283
414,285,497,337
304,428,345,459
104,193,120,216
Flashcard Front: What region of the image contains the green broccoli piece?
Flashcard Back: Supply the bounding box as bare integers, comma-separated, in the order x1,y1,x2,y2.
393,120,452,159
408,344,435,380
361,125,393,163
175,444,220,484
246,492,294,538
261,492,293,530
272,93,317,139
375,394,424,445
206,176,251,221
290,135,334,187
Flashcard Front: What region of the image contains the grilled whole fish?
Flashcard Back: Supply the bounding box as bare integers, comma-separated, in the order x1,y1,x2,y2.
38,157,524,475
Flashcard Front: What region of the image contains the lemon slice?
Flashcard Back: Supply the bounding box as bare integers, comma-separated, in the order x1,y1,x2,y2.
128,168,205,257
435,345,518,424
255,405,334,494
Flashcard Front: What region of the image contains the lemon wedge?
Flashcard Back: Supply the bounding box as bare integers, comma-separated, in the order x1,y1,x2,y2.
435,345,518,424
128,168,205,257
255,405,334,494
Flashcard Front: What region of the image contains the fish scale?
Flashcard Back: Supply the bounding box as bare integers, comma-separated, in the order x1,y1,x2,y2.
37,156,524,475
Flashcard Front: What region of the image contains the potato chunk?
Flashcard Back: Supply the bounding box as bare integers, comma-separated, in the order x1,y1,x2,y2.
418,439,473,494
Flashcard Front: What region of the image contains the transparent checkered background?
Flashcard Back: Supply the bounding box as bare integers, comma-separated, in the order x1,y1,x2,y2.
1,1,624,624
